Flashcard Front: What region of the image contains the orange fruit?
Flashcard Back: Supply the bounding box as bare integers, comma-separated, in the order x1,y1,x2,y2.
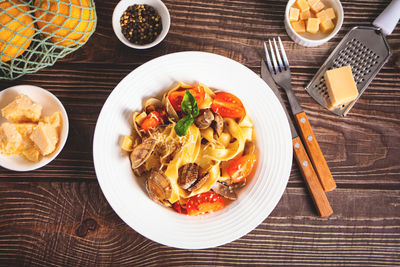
34,0,95,47
0,0,35,62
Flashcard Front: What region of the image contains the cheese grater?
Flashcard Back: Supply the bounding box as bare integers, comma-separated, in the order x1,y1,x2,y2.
305,0,400,116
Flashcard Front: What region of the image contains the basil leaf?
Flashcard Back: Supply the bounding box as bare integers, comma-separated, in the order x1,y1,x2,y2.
181,90,199,118
174,115,195,137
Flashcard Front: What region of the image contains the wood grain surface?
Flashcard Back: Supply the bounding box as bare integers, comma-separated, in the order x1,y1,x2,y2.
0,0,399,265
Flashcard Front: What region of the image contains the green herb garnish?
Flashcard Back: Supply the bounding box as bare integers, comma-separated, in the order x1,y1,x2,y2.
174,91,199,136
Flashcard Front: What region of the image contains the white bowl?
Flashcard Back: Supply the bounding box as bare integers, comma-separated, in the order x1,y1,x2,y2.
93,52,293,249
285,0,344,47
0,85,69,172
112,0,170,49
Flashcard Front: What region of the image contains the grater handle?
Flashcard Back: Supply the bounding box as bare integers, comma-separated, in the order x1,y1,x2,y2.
372,0,400,35
292,136,333,218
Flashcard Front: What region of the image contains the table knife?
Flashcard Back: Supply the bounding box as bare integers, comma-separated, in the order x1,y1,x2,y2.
261,59,333,218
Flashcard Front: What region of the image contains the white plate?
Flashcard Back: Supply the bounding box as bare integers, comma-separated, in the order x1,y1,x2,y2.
0,85,69,172
93,51,292,249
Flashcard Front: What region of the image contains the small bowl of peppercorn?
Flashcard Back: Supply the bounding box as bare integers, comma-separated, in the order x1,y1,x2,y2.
112,0,170,49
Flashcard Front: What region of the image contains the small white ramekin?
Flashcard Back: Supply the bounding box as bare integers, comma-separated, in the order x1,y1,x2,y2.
285,0,344,47
112,0,170,49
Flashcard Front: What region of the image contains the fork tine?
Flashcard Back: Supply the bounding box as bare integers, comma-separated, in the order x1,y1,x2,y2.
263,41,274,74
278,36,289,69
273,38,284,72
268,39,278,74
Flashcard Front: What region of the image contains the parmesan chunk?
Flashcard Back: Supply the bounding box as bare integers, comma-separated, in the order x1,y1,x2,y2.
0,122,22,155
30,122,59,156
1,95,42,123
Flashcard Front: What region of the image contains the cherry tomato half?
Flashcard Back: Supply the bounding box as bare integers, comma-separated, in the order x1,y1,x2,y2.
172,202,187,214
140,111,162,131
227,154,256,183
211,92,245,119
168,86,205,112
186,191,225,216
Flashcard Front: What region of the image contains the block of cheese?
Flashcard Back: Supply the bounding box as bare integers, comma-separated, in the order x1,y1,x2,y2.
306,18,320,34
1,95,42,123
325,7,336,20
324,65,359,108
291,20,306,33
320,19,335,33
307,0,319,8
0,122,22,155
300,10,311,20
295,0,309,12
41,112,62,128
22,147,41,162
29,122,59,156
310,1,325,12
316,10,328,22
289,7,300,22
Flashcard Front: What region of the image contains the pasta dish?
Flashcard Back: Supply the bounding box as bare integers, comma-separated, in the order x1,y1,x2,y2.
121,82,256,216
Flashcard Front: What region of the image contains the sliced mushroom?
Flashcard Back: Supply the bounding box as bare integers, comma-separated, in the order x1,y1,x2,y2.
188,172,209,192
211,181,237,200
243,141,256,155
195,109,214,129
212,112,224,137
146,169,172,202
145,98,163,113
178,163,199,190
130,138,156,169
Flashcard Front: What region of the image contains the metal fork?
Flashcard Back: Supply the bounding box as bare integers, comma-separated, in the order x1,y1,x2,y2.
264,37,336,192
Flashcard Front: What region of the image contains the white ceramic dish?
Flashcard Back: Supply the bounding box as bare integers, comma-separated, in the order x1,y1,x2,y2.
285,0,344,47
93,51,292,249
112,0,170,49
0,85,69,172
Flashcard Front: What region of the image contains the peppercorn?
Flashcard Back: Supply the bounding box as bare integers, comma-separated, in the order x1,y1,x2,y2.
120,4,162,45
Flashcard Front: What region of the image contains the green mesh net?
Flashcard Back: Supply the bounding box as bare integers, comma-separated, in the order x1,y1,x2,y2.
0,0,97,80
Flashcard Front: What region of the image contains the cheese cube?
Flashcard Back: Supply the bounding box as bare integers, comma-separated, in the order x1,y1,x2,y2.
324,66,359,108
289,7,300,22
325,8,336,20
1,95,42,123
41,112,62,128
316,10,328,22
295,0,310,12
306,18,320,34
22,147,41,162
300,10,311,20
307,0,319,8
310,1,325,13
30,122,59,156
291,20,306,33
0,122,22,155
320,19,335,33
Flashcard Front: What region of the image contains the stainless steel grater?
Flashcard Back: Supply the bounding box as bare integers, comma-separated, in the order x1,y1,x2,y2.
305,0,400,116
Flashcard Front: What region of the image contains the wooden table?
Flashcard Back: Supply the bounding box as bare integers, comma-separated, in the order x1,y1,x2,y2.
1,0,399,265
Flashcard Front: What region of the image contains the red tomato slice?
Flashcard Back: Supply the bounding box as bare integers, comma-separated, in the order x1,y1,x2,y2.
172,202,187,214
168,86,205,111
227,154,256,183
186,191,225,216
211,92,245,118
140,111,162,131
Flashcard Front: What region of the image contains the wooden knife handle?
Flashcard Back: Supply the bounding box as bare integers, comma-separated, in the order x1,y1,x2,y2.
294,112,336,192
292,137,333,218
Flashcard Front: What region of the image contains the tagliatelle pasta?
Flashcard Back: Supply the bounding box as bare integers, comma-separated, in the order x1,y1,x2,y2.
121,82,256,215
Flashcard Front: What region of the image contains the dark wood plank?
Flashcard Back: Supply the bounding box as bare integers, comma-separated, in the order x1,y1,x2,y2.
0,182,398,266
